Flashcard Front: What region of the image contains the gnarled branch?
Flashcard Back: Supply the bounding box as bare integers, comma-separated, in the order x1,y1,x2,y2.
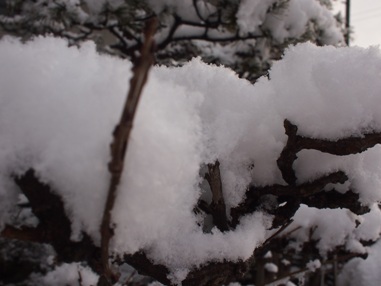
277,119,381,185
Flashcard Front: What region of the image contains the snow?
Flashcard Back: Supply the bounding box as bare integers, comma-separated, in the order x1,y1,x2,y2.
338,240,381,286
272,44,381,139
0,36,128,240
264,251,273,258
238,0,343,44
306,259,321,272
2,36,381,282
82,0,342,46
265,262,279,273
288,205,359,255
286,203,381,256
282,259,290,266
29,263,99,286
268,0,342,44
236,0,278,35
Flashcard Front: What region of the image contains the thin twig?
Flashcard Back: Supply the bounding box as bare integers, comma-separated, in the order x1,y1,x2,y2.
123,270,136,285
99,17,158,284
263,220,293,245
254,220,294,258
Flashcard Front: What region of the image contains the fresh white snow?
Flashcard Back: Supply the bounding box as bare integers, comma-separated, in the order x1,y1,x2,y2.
1,36,381,282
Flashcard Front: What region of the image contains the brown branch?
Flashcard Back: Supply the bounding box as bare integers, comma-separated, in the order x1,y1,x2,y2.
270,200,301,229
231,171,349,227
2,170,102,273
301,189,369,215
0,225,44,242
120,251,251,286
277,120,299,185
195,199,212,215
301,132,381,155
14,170,72,231
253,221,294,260
277,119,381,185
205,160,229,232
262,220,293,246
100,17,158,284
262,171,348,198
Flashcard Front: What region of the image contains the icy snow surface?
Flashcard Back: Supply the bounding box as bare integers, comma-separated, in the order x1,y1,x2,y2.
1,37,381,278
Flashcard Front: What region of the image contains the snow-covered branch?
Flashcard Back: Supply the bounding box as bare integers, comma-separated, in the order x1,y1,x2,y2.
0,0,344,81
278,119,381,185
1,18,381,284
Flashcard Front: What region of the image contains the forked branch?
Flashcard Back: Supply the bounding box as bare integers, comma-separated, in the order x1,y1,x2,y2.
277,119,381,185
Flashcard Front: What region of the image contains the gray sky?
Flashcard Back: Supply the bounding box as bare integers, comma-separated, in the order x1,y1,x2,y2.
336,0,381,47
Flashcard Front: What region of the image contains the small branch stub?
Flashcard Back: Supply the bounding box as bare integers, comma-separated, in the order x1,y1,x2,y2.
205,160,229,232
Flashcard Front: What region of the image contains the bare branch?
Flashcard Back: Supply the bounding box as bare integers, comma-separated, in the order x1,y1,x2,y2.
301,188,369,215
0,170,102,273
100,17,158,283
258,171,348,198
0,225,44,242
231,171,349,228
254,220,294,258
